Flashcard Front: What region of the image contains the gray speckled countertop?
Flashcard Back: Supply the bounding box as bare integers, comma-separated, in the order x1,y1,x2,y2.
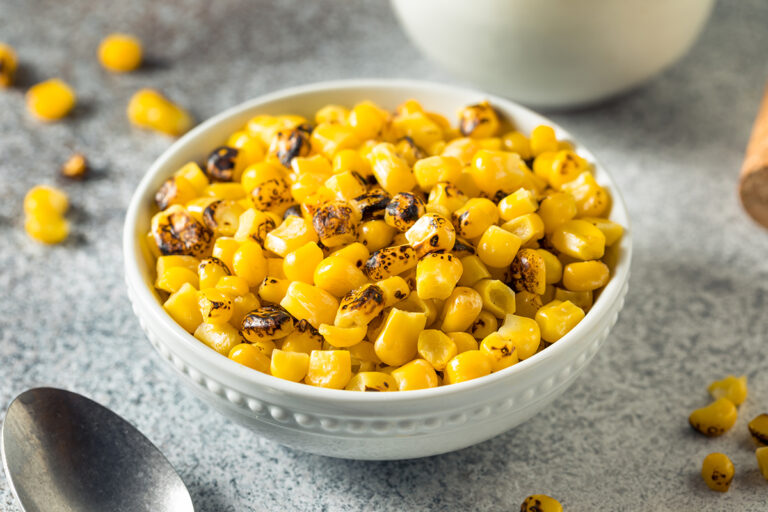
2,1,768,510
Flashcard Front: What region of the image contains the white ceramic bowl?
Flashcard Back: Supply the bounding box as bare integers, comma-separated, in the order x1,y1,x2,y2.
123,79,632,460
391,0,714,108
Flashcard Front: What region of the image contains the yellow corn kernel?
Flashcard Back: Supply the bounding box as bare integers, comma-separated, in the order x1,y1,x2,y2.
501,131,531,159
0,43,18,87
347,101,387,139
497,189,536,222
156,255,198,276
470,310,498,339
230,240,266,287
377,276,410,307
314,255,369,298
440,138,479,167
473,279,516,318
417,330,458,371
227,131,265,170
352,220,392,252
581,217,623,246
707,375,748,407
457,256,491,287
554,288,593,312
538,249,563,284
405,213,456,258
391,359,439,391
24,215,69,244
25,185,69,217
748,414,768,446
228,343,270,373
246,114,304,146
198,288,233,324
541,284,556,304
539,193,577,234
530,125,559,157
450,198,498,239
515,290,543,319
281,241,323,284
468,149,527,198
701,453,734,492
200,199,244,237
264,349,307,382
173,162,209,195
427,183,468,217
416,252,463,300
757,447,768,480
560,171,610,217
551,219,606,260
458,101,499,138
324,171,366,202
535,300,585,343
444,350,493,384
533,151,556,182
362,244,417,281
98,33,142,72
392,111,443,149
215,275,249,296
203,182,247,200
310,122,358,159
194,322,241,356
267,257,287,278
240,161,285,194
413,156,463,192
480,332,519,371
546,150,587,189
163,283,202,333
155,266,198,294
306,350,352,389
264,215,318,257
562,260,610,292
127,89,192,136
348,340,381,370
501,213,545,246
210,237,239,271
509,248,547,295
398,293,440,327
319,323,367,348
477,226,522,269
281,320,323,354
233,209,274,245
440,287,482,332
315,104,349,125
280,281,339,329
374,308,427,366
367,143,416,195
197,257,230,290
26,79,76,121
448,332,478,353
498,314,541,360
229,292,260,328
332,148,372,178
330,242,368,267
153,176,196,213
345,371,397,392
521,495,563,512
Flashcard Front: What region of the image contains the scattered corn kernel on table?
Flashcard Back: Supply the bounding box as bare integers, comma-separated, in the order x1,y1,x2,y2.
2,1,768,510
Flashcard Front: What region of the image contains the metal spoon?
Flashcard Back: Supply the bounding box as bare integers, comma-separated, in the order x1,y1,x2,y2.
1,388,194,512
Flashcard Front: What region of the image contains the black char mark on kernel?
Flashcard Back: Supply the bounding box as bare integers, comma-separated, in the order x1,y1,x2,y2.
206,146,238,182
157,210,213,256
341,285,385,315
155,178,178,210
241,305,293,339
353,191,390,221
276,129,310,168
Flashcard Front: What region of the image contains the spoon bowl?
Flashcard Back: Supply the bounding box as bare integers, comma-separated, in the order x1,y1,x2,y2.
1,388,194,512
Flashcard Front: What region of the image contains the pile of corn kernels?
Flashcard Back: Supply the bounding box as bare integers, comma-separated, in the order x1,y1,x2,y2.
148,98,623,392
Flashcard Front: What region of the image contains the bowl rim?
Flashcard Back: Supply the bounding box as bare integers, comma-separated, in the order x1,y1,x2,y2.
123,78,632,404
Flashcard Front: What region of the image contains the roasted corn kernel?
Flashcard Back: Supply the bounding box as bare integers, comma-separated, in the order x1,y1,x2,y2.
374,308,427,366
98,33,142,72
689,397,738,437
748,414,768,446
509,248,547,295
701,453,734,492
521,495,562,512
473,279,516,318
127,89,192,136
26,79,76,121
405,213,456,258
535,300,585,343
269,127,311,167
312,200,361,247
363,244,417,281
498,314,540,360
440,287,483,332
470,310,498,339
314,255,369,297
480,332,519,371
194,321,241,356
444,350,492,384
477,225,522,269
198,288,233,324
391,359,438,391
229,343,270,373
306,350,352,389
416,252,463,300
413,155,463,192
345,371,396,392
458,101,499,139
0,43,18,87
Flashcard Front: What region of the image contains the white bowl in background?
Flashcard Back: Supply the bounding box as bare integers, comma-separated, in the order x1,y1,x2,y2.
390,0,715,108
123,79,632,460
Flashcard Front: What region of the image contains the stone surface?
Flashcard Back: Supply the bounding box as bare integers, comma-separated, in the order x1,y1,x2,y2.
2,1,768,510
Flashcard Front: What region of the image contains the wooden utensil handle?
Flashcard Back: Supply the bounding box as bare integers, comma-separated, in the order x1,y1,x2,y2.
741,83,768,228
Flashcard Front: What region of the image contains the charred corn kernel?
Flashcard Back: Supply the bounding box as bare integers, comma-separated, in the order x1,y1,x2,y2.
749,414,768,446
324,171,367,201
127,89,192,136
265,215,318,257
413,156,463,192
363,244,417,280
563,260,609,292
756,447,768,480
458,101,499,138
451,198,498,239
98,33,142,72
501,213,545,246
151,206,213,257
229,240,267,287
468,149,527,198
352,190,392,223
315,104,349,125
539,193,577,234
416,252,463,300
530,125,559,157
377,276,410,307
444,350,492,384
394,136,427,166
227,343,270,373
538,249,563,284
391,359,438,391
24,215,69,244
515,290,543,319
345,371,396,391
689,397,738,437
497,189,537,222
554,288,593,312
154,175,197,211
355,220,394,252
521,495,562,512
457,255,491,287
268,127,311,168
26,79,76,121
194,322,241,356
155,266,198,293
210,237,239,271
551,219,606,260
201,199,244,237
312,200,360,247
310,122,358,160
163,283,202,333
24,185,67,218
470,310,498,339
60,153,88,180
398,293,440,327
547,150,586,189
282,242,323,284
477,226,522,268
314,255,369,297
374,308,427,366
280,281,338,329
405,213,456,258
701,453,734,492
448,332,478,353
473,279,516,318
229,292,260,327
367,143,416,195
174,162,210,195
560,171,610,217
428,182,468,215
510,248,547,295
480,332,519,371
319,323,367,348
203,182,247,201
501,131,531,159
535,300,585,342
234,208,275,245
498,314,540,360
439,287,482,332
250,176,292,211
215,275,249,297
198,288,233,324
385,192,425,232
334,283,385,327
417,330,457,371
197,257,230,290
205,146,243,183
240,162,285,193
0,43,17,87
240,304,293,342
331,242,369,269
581,217,623,246
306,350,352,389
707,375,748,406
